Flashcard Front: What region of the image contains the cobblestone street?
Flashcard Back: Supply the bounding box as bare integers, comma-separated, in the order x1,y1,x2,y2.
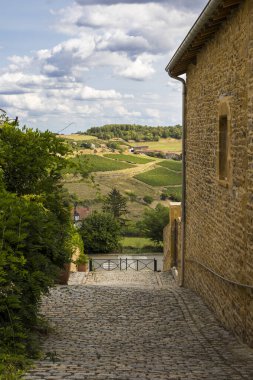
25,271,253,380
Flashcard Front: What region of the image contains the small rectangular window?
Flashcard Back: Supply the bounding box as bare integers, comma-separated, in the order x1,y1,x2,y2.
219,115,228,181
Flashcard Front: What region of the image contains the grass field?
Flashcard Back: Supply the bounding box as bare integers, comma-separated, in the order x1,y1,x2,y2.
104,153,155,164
134,167,182,187
157,160,182,172
60,134,97,141
64,175,159,200
67,154,135,173
130,138,182,152
121,236,162,253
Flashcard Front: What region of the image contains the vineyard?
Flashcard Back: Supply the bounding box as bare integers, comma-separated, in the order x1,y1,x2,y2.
134,167,182,187
104,153,155,164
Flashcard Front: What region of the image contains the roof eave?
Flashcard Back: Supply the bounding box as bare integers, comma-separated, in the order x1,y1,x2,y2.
166,0,242,77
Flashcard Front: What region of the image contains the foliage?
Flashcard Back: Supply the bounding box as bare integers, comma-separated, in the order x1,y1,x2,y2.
83,124,182,141
157,160,182,172
0,123,69,195
121,237,162,253
63,154,92,178
0,116,73,373
134,167,182,187
143,195,153,204
65,154,134,174
161,187,182,202
68,230,84,256
121,220,140,237
138,204,169,244
106,141,122,151
104,153,154,164
103,188,128,221
75,252,89,265
79,212,121,253
80,141,93,149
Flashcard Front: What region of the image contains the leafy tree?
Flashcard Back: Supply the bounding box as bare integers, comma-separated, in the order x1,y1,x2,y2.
103,188,127,220
0,115,75,374
79,212,121,253
138,203,169,244
0,123,69,196
82,124,182,141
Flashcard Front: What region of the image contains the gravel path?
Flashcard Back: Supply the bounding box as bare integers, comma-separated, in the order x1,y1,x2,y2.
24,271,253,380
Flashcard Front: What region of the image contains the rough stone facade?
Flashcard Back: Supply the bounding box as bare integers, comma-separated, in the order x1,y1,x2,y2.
183,0,253,346
163,203,181,272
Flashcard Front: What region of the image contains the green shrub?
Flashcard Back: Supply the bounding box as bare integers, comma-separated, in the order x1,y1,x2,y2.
80,212,121,253
161,186,182,202
0,116,74,373
138,203,169,244
143,195,153,204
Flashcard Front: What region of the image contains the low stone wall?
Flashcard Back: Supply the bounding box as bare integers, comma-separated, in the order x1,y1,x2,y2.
176,219,182,284
70,247,80,272
163,203,181,272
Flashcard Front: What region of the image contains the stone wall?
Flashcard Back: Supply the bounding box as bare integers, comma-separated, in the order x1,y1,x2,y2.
163,203,181,272
163,223,171,271
184,0,253,346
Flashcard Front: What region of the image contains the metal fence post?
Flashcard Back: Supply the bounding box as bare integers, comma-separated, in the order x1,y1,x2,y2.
89,259,93,272
120,258,122,271
137,259,139,271
154,259,157,272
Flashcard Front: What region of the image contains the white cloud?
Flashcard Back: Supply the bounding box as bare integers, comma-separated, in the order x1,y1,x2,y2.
0,0,205,130
72,86,123,100
146,108,161,119
118,55,155,81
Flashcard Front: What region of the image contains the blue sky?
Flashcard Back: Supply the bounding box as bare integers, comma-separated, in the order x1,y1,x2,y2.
0,0,207,133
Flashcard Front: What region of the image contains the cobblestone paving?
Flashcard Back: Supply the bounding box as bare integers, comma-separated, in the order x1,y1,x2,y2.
25,271,253,380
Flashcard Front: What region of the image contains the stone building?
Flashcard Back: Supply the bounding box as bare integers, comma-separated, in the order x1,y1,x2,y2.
165,0,253,346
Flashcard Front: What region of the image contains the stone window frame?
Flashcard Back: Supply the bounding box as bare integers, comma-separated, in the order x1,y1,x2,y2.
217,98,232,187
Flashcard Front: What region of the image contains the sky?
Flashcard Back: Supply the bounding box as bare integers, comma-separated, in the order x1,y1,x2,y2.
0,0,208,133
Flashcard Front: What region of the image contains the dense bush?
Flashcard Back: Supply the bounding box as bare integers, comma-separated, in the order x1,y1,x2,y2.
0,116,74,375
79,212,121,253
137,203,169,244
143,195,154,204
160,187,182,202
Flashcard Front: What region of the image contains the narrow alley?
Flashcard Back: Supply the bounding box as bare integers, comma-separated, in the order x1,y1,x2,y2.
25,271,253,380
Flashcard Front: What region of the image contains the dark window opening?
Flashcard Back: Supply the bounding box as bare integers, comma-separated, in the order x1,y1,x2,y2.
219,115,228,181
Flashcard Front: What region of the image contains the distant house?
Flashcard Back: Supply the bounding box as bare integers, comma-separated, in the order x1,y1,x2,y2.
131,146,149,152
72,205,90,226
165,0,253,346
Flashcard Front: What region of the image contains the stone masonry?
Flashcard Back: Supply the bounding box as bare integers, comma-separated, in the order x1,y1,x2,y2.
180,0,253,346
24,271,253,380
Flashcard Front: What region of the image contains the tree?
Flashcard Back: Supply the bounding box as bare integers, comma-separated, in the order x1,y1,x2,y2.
138,203,169,244
0,123,69,196
0,115,75,373
79,212,121,253
103,188,127,220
